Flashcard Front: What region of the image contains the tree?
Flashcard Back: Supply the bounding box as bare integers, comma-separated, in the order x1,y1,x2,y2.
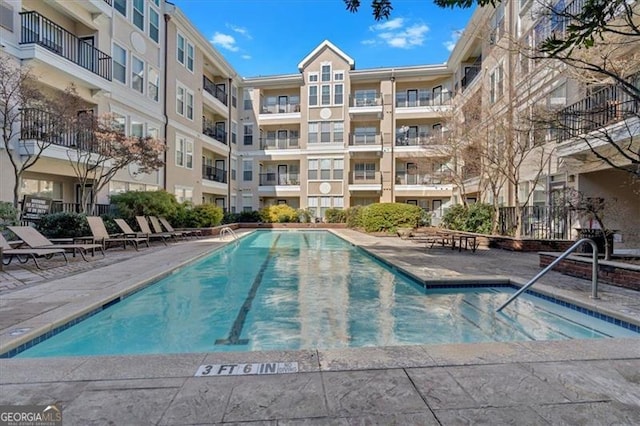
0,58,61,210
66,112,165,214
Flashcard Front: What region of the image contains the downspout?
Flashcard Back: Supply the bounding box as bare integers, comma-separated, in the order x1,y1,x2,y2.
162,12,171,191
227,77,233,212
390,71,395,202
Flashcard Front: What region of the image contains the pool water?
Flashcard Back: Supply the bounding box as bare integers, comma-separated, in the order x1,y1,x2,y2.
16,231,638,357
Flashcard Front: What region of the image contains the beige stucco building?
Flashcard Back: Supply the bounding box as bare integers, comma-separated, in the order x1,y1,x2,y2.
1,0,637,245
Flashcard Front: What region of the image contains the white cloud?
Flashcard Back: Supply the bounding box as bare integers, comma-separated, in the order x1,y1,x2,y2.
226,24,252,40
365,19,429,49
242,55,252,60
210,32,239,52
444,29,463,52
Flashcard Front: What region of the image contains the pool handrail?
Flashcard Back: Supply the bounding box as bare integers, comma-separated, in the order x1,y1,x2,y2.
496,238,599,312
219,226,239,241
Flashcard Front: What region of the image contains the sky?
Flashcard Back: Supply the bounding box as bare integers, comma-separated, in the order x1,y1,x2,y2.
171,0,475,78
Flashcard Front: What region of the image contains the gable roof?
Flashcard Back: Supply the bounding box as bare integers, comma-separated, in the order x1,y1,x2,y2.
297,40,355,71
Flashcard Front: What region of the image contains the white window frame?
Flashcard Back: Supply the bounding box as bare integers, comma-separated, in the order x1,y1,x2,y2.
186,90,194,120
186,41,194,72
309,85,318,106
334,83,343,105
148,67,159,102
132,0,144,31
114,0,127,17
112,43,127,84
334,71,344,81
321,63,331,82
176,85,185,116
177,33,185,65
321,84,331,106
148,6,159,43
131,55,144,94
308,72,319,83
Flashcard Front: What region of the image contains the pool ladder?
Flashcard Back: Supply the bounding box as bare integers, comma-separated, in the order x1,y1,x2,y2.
219,226,239,242
496,238,599,312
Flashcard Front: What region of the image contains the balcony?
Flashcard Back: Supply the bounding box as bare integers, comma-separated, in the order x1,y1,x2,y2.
350,133,380,146
259,173,300,186
395,170,453,185
556,74,640,143
202,164,227,184
349,92,383,120
20,11,112,81
260,137,299,150
260,103,301,114
202,119,227,145
395,132,446,147
395,93,451,108
20,108,103,153
349,171,381,185
203,76,228,106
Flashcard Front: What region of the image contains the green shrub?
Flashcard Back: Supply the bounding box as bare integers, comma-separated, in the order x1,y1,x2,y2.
325,208,347,223
226,210,261,223
419,209,432,227
0,202,18,231
188,204,223,227
297,208,312,223
36,212,89,238
110,191,179,223
259,204,299,223
345,206,364,228
442,203,494,234
360,203,422,233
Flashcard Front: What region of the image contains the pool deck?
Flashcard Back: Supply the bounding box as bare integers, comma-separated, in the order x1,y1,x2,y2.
1,229,639,424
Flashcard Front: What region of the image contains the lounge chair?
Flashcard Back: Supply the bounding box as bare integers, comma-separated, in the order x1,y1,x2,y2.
114,219,148,240
87,216,149,251
1,233,67,270
149,216,187,240
135,216,172,245
7,226,104,261
159,217,203,238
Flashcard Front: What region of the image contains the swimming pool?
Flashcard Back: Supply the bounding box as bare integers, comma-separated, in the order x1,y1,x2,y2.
14,230,639,357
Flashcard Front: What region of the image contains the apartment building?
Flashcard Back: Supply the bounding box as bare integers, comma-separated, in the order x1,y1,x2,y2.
0,0,164,209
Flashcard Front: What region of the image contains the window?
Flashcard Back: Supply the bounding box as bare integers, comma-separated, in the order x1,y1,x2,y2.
308,73,318,82
114,0,126,17
355,163,376,180
176,137,185,166
131,56,144,93
113,113,126,134
113,43,126,84
321,64,331,82
231,121,237,144
242,195,252,212
243,124,253,145
186,91,193,120
148,68,159,101
490,3,505,44
185,139,193,168
231,158,237,180
133,0,144,30
231,85,237,108
177,86,184,115
309,86,318,106
308,159,318,179
333,159,344,179
490,64,504,104
308,122,318,143
186,42,194,72
320,122,331,143
334,71,344,81
177,34,185,65
22,179,62,199
175,186,193,203
333,122,343,143
334,84,343,105
176,137,193,169
149,7,159,42
131,121,143,137
321,85,330,105
320,159,331,179
147,127,158,139
243,89,252,110
243,159,253,181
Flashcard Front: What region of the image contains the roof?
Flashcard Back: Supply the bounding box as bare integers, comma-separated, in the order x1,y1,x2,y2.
297,40,356,71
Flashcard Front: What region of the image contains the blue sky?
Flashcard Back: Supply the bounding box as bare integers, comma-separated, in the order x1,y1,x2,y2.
172,0,475,77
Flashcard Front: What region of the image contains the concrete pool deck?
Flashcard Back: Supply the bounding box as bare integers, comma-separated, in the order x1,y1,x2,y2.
1,229,639,424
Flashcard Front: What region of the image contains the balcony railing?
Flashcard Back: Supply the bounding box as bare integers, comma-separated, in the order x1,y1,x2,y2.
556,74,640,142
260,104,301,114
349,133,380,145
349,171,381,184
202,119,227,144
395,93,451,108
260,137,299,150
103,0,112,5
20,11,112,81
20,108,105,152
259,173,300,186
349,94,383,107
395,170,453,185
203,76,228,106
395,132,447,146
202,164,227,184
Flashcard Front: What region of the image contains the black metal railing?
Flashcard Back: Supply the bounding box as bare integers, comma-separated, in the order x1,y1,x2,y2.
102,0,112,5
349,93,382,107
260,137,299,149
202,164,227,183
260,103,301,114
202,118,227,144
556,74,640,142
20,11,112,81
20,108,102,152
203,76,228,105
51,202,113,215
259,173,300,186
498,205,572,239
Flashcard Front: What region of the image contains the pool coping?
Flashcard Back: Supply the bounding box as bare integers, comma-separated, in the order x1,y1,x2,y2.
1,228,639,358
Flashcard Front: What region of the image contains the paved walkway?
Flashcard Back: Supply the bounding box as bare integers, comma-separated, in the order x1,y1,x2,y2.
1,229,639,425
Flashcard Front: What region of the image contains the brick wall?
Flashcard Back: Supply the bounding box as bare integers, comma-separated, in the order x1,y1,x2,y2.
539,253,640,291
489,236,575,252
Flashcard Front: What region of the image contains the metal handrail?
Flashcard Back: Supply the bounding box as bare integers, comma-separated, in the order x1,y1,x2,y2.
219,226,238,241
496,238,599,312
